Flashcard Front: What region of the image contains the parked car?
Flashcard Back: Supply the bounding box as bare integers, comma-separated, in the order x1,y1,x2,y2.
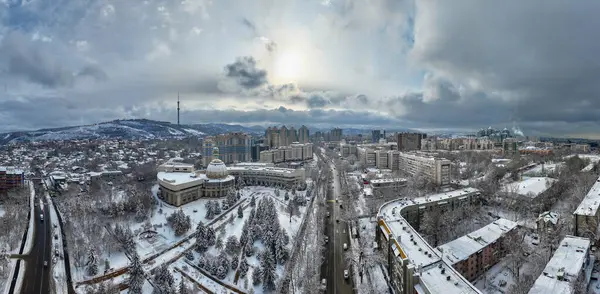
344,270,349,279
43,261,48,267
324,236,329,244
343,243,348,250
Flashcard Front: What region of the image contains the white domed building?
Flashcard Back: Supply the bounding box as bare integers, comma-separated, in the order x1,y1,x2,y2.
157,147,235,206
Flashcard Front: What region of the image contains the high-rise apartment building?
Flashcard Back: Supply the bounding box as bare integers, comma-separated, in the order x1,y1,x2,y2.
397,132,426,151
297,125,310,144
202,132,252,166
372,130,381,143
329,128,343,142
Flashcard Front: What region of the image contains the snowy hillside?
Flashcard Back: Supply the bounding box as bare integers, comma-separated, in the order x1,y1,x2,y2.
0,119,265,145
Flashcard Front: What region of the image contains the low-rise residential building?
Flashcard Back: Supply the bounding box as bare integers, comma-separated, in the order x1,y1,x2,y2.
377,188,482,294
388,151,400,170
0,166,24,190
438,218,518,281
529,236,593,294
574,175,600,239
341,143,357,157
370,178,407,195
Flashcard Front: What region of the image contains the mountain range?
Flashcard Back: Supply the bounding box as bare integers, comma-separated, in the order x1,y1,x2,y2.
0,119,418,145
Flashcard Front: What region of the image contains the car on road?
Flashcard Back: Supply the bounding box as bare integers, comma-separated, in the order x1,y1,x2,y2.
43,261,48,267
340,204,343,209
344,270,349,279
324,236,329,244
54,234,58,240
343,243,348,250
326,211,330,217
336,219,340,223
40,214,44,221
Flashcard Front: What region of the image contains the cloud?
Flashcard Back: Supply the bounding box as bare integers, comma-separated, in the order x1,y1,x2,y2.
222,56,268,89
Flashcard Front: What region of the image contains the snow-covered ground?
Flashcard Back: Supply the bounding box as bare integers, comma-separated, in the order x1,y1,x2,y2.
82,185,309,293
522,162,562,176
501,177,556,198
474,259,516,293
46,193,68,294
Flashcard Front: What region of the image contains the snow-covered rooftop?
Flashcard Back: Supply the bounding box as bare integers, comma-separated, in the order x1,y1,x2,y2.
528,236,590,294
418,261,481,294
0,166,24,174
574,175,600,216
227,166,298,174
501,177,556,198
370,178,407,184
378,188,482,294
438,218,517,264
157,171,234,186
537,211,559,225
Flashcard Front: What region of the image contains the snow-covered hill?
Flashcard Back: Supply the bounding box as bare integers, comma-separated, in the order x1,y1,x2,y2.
0,119,265,145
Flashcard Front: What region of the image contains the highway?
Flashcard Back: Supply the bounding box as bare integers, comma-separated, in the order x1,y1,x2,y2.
21,185,52,294
321,154,354,294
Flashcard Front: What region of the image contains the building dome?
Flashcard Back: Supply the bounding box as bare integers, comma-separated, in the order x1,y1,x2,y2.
206,159,228,179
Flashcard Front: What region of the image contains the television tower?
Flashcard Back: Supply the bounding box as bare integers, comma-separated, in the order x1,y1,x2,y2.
177,92,180,125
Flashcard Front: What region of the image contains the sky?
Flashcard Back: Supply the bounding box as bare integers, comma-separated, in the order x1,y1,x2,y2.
0,0,599,138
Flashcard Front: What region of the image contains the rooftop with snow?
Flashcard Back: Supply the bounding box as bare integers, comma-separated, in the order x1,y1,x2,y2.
501,177,556,198
378,188,482,294
574,175,600,216
528,236,591,294
438,218,517,264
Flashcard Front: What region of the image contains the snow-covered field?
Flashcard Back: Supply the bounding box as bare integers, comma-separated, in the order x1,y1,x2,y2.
522,162,562,176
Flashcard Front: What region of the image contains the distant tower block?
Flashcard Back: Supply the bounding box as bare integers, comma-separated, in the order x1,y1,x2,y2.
177,92,180,125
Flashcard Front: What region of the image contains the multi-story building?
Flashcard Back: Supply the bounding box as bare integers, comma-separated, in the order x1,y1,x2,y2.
297,125,310,144
0,167,24,190
228,163,305,188
330,128,343,142
370,178,407,195
438,218,517,281
358,147,377,167
279,125,289,147
397,133,426,151
574,175,600,239
502,138,519,156
202,132,252,166
388,151,400,170
157,152,235,206
375,150,389,169
372,130,381,143
528,235,592,294
250,139,269,162
340,143,357,157
259,143,313,164
377,188,482,294
398,152,451,185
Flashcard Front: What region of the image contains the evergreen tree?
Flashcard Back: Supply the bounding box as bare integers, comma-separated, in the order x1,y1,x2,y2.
166,209,191,236
214,200,222,215
284,191,289,201
237,206,244,218
128,252,145,294
250,195,256,207
154,264,174,288
275,236,289,265
178,279,189,294
260,250,277,291
238,258,249,278
231,257,239,270
252,267,262,285
205,227,216,246
197,255,207,269
205,201,215,219
225,236,240,256
216,266,227,279
215,237,223,250
244,241,255,257
218,252,230,271
240,220,249,246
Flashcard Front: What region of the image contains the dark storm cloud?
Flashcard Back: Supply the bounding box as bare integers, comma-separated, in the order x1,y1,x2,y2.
408,0,600,135
0,31,108,88
223,56,268,89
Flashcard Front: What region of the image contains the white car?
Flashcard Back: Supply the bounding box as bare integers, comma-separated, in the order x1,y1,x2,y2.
343,243,348,250
344,270,349,279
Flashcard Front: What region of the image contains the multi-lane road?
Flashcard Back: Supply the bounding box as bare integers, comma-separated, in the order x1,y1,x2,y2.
321,154,355,294
20,185,52,294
